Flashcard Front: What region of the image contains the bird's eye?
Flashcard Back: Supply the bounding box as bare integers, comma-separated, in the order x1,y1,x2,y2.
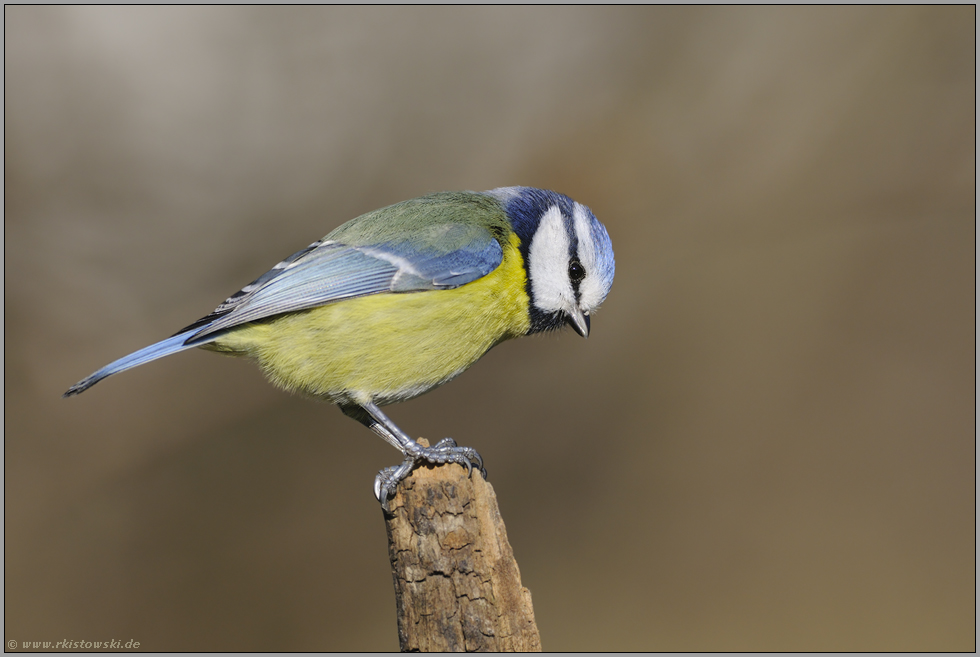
568,259,586,284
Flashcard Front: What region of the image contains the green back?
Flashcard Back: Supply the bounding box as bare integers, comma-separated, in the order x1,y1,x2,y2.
326,192,512,252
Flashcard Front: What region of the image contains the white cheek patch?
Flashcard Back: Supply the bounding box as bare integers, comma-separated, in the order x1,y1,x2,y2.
572,202,613,312
528,205,573,314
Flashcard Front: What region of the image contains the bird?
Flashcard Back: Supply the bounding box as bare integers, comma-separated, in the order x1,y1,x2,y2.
64,187,616,509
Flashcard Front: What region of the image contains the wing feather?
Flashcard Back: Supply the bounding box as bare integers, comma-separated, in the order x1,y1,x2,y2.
187,227,502,340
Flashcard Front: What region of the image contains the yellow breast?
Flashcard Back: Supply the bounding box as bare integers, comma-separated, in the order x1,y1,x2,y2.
206,233,531,405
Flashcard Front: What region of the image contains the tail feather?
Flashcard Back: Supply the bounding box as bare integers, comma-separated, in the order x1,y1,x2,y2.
63,332,209,397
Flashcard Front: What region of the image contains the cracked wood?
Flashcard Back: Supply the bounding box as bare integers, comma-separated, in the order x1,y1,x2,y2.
383,452,542,652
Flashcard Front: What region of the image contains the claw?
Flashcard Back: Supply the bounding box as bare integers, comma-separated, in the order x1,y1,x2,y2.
373,438,486,509
374,456,416,512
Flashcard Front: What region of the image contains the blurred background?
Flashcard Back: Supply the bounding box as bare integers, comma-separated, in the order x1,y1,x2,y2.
4,6,974,651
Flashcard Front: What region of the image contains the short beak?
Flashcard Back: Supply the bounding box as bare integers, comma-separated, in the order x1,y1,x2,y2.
567,307,590,338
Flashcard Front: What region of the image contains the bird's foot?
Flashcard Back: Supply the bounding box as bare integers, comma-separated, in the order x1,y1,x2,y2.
374,438,487,512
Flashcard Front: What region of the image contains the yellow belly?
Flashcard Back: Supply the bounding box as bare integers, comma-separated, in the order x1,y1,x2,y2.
205,236,531,405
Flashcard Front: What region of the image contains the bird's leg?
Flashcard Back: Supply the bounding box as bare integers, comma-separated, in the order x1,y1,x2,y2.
340,401,486,511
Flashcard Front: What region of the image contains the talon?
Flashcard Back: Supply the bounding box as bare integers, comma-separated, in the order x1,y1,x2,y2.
467,451,486,479
374,456,415,511
373,440,486,508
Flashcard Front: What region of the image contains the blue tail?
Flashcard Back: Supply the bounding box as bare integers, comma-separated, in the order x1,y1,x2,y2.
63,331,211,397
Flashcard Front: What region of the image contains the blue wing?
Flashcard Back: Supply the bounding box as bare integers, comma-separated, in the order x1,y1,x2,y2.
187,224,502,340
64,231,501,397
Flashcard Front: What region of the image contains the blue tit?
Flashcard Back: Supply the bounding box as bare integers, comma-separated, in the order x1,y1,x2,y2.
65,187,616,508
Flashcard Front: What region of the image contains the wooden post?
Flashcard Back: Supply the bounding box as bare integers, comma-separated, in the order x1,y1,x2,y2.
383,445,542,652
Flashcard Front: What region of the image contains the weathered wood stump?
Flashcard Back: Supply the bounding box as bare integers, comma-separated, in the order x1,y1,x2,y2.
383,447,542,652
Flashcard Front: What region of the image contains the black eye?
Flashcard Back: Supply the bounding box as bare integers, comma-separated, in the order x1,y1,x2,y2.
568,259,586,284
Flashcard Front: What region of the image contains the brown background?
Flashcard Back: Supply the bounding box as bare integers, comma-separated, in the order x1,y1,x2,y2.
4,6,974,651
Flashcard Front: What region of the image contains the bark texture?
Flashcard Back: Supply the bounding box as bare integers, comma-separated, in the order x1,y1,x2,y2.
383,455,541,652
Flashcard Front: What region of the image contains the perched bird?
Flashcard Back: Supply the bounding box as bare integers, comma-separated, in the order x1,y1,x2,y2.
64,187,615,508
